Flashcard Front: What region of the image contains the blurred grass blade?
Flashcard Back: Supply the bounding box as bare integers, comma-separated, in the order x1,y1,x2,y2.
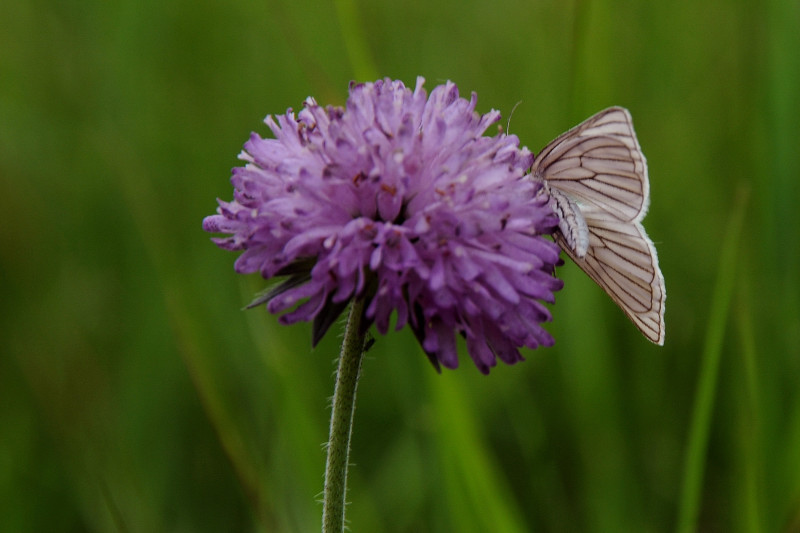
333,0,378,81
676,186,749,533
734,273,764,533
429,371,528,533
166,290,271,524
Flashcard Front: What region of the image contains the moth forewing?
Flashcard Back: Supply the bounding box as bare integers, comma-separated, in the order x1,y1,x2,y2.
533,107,666,344
531,107,650,223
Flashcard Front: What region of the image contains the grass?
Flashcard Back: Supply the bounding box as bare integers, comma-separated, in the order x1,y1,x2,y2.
1,0,799,531
677,186,749,533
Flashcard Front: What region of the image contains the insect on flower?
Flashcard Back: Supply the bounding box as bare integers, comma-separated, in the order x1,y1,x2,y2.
530,107,666,345
204,78,565,373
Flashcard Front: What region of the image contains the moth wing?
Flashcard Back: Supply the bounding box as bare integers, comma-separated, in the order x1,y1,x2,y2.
554,209,666,344
532,107,649,223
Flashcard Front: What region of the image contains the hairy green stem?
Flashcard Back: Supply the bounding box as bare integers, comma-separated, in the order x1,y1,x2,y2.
322,298,367,533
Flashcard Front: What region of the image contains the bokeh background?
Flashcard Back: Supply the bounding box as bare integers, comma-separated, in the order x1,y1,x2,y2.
2,0,798,531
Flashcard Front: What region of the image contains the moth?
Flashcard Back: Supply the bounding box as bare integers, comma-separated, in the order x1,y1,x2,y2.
531,107,666,344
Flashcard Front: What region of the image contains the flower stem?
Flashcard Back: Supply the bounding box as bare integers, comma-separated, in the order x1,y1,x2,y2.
322,298,367,533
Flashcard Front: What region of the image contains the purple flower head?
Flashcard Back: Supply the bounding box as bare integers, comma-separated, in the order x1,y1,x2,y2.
203,77,563,373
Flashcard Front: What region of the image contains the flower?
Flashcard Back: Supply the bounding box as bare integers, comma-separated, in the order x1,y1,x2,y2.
203,77,563,373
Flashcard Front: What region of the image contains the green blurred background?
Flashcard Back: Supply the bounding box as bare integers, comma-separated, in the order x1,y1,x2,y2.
2,0,798,531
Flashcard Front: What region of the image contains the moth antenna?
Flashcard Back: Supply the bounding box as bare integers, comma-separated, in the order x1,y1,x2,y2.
506,100,522,133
